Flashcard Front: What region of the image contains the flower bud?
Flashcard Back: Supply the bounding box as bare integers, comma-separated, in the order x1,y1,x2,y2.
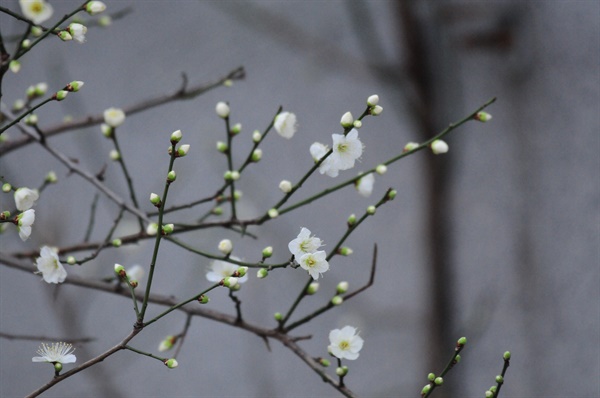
35,82,48,96
86,1,107,15
45,171,58,183
67,81,84,92
335,366,348,376
158,335,177,352
371,105,383,116
114,263,126,277
336,281,349,294
233,190,242,201
98,15,111,26
503,351,511,360
164,358,178,369
267,208,279,218
251,149,262,162
216,141,228,153
198,294,210,304
495,375,504,384
366,205,376,215
475,111,492,122
103,107,125,128
0,210,10,220
331,295,343,305
24,114,38,126
146,223,158,236
218,239,233,255
427,373,435,381
167,171,177,183
230,123,242,135
257,268,268,279
31,26,43,36
404,142,419,152
340,111,354,128
101,123,113,138
319,358,330,367
421,384,431,395
162,224,174,235
54,362,63,372
13,99,25,111
67,256,76,265
252,130,262,143
177,144,190,157
375,164,387,175
129,280,138,288
112,238,122,247
58,31,73,41
170,129,182,143
347,214,356,226
54,90,69,101
223,79,233,87
9,60,21,73
223,276,238,287
279,180,292,193
215,102,230,118
212,207,223,216
236,266,248,278
109,149,121,161
262,246,273,258
306,282,319,295
457,336,467,346
353,120,362,129
430,140,448,155
338,247,353,256
150,193,161,206
387,189,397,201
367,94,379,106
434,377,443,386
485,391,493,398
274,312,283,321
2,183,11,193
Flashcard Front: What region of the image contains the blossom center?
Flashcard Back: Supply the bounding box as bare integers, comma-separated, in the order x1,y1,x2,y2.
336,143,348,153
339,340,350,350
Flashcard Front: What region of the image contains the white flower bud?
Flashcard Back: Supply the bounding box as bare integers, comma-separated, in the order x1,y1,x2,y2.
267,208,279,218
170,129,182,142
371,105,383,116
215,101,230,118
375,164,387,175
86,1,107,15
430,139,448,155
404,142,419,152
252,130,262,143
278,180,292,193
146,223,158,236
340,111,354,128
109,149,121,161
251,149,262,162
218,239,233,255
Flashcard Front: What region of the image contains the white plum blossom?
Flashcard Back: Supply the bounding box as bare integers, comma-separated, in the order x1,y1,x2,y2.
288,227,322,258
32,342,76,364
103,107,126,127
218,239,233,255
355,173,374,197
310,142,339,177
17,209,35,241
298,251,329,280
206,256,248,284
328,326,364,360
274,112,297,139
19,0,53,24
14,187,39,211
331,129,363,171
430,139,449,155
35,246,67,283
67,23,87,44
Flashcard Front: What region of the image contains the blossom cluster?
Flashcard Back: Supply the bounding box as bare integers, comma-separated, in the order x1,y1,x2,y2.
288,228,329,280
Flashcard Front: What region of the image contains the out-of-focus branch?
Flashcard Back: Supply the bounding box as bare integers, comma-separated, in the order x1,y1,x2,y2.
0,66,245,155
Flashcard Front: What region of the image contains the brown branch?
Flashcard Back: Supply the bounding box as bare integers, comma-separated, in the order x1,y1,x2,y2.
0,332,95,344
0,66,245,156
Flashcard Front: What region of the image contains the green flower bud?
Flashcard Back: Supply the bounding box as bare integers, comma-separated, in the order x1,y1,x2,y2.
331,295,343,305
495,375,504,384
252,130,261,143
306,282,319,295
375,164,387,175
216,141,228,153
366,205,376,215
54,362,63,372
484,391,493,398
319,358,330,367
503,351,511,360
336,366,348,376
1,183,11,193
340,111,354,128
251,149,262,162
268,208,279,219
230,123,242,135
233,190,242,201
114,263,126,277
262,246,273,258
387,189,397,200
164,358,178,369
347,214,356,226
67,81,84,92
353,120,362,129
45,171,58,183
457,337,467,346
198,294,210,304
54,90,69,101
162,224,174,235
112,238,122,247
274,312,283,321
101,123,113,138
475,111,492,122
67,256,76,265
167,171,177,183
150,193,161,206
9,60,21,73
427,373,435,381
336,281,349,294
257,268,268,279
58,31,73,41
212,207,223,216
404,142,419,152
236,266,248,278
338,247,353,256
434,377,443,386
0,211,11,220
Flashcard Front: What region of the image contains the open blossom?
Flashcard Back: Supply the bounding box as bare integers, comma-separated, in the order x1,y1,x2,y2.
19,0,53,24
206,256,248,284
274,112,297,139
298,251,329,280
32,342,76,364
331,129,363,170
288,227,322,258
310,142,338,177
328,326,364,360
35,246,67,283
14,187,39,211
17,209,35,241
355,173,374,197
103,107,125,127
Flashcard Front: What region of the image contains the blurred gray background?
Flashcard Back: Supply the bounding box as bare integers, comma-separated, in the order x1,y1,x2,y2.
1,1,598,397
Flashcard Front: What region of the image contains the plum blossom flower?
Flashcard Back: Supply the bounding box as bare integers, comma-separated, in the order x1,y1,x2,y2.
19,0,53,25
355,173,374,197
288,227,322,258
103,107,125,127
32,342,76,364
14,187,39,211
274,112,297,139
298,251,329,280
328,326,364,360
331,129,363,170
310,142,339,177
206,256,247,284
35,246,67,283
67,23,87,44
17,209,35,241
